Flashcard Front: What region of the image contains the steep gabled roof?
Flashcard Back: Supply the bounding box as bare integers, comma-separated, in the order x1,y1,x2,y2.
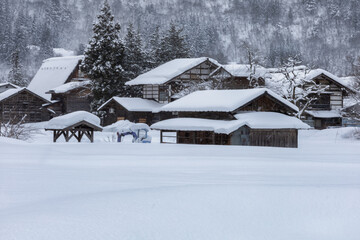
0,82,20,89
28,55,84,101
98,97,165,112
160,88,299,113
0,88,50,103
46,80,91,94
125,57,220,86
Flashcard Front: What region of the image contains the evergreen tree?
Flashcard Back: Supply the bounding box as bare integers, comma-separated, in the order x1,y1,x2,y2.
81,0,126,111
158,22,190,63
123,23,145,97
8,50,27,87
148,25,161,67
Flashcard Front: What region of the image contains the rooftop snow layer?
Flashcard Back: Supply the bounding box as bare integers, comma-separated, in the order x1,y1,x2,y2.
103,120,150,133
222,64,267,77
125,57,219,86
160,88,299,112
151,113,309,134
28,55,84,101
0,82,20,88
45,111,102,130
98,97,165,112
47,80,91,94
0,88,25,102
234,112,310,129
306,110,342,119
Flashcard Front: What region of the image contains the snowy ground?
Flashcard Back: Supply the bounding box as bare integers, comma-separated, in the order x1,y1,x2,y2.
0,126,360,240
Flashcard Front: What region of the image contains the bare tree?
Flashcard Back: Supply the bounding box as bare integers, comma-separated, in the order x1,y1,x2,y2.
241,41,263,88
0,115,34,140
279,57,328,118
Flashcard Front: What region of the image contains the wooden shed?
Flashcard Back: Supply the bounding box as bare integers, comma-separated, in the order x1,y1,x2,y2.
98,97,164,126
152,112,309,148
0,88,50,123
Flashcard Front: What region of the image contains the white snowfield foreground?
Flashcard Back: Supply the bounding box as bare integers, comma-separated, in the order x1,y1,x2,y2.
0,128,360,240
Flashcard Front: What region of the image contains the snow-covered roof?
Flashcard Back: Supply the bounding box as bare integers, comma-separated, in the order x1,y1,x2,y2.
221,64,268,78
151,113,309,134
47,80,91,94
160,88,299,112
0,88,50,103
98,97,165,112
266,68,356,94
45,111,102,130
28,55,84,101
0,82,20,88
234,112,310,129
306,110,342,119
125,57,220,86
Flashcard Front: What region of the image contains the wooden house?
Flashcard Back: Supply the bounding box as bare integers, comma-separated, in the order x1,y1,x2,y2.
45,81,92,115
125,57,221,103
151,88,308,148
209,64,266,89
0,82,19,94
0,88,50,123
152,112,308,148
27,55,91,117
97,97,164,126
159,88,299,120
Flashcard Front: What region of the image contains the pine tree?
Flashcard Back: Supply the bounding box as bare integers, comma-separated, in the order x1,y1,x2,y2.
123,23,144,97
80,0,126,111
158,22,190,63
148,25,161,68
8,50,27,87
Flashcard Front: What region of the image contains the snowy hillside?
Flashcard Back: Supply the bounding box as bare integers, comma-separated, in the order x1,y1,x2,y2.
0,128,360,239
0,0,359,81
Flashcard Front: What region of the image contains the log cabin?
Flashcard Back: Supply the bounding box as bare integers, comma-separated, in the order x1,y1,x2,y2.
97,97,164,126
0,88,50,123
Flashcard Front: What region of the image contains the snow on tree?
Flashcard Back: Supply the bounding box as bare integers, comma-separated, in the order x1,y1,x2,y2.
158,22,190,64
240,41,263,88
278,57,328,118
81,0,126,111
7,50,28,87
123,23,145,97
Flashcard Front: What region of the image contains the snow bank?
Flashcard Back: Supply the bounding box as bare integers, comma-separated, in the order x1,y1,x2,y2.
103,120,150,133
28,55,84,101
0,136,27,144
46,111,101,130
126,57,220,86
98,97,164,112
160,88,299,112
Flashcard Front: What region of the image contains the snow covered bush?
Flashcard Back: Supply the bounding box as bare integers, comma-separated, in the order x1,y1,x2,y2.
0,116,34,140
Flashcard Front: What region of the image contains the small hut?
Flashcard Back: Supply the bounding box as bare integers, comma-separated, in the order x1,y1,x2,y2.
45,111,102,143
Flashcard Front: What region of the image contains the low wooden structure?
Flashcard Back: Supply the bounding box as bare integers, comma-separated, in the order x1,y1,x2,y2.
152,113,309,148
98,97,164,126
0,88,50,123
45,111,102,143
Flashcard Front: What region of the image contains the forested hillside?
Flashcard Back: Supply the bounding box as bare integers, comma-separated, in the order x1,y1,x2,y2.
0,0,359,82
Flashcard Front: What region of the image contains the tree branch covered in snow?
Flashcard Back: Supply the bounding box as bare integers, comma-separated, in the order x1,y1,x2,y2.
0,115,33,140
279,57,328,118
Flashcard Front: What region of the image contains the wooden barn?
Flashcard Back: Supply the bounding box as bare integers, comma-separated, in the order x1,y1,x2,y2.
152,112,309,148
98,97,164,126
125,57,221,103
159,88,299,121
45,81,92,115
0,88,50,123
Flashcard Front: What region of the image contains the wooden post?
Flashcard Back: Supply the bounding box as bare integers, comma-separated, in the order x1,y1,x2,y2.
65,130,70,142
160,130,163,143
53,130,56,142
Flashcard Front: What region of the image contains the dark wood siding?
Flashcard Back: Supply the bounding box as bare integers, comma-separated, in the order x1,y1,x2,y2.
0,90,49,123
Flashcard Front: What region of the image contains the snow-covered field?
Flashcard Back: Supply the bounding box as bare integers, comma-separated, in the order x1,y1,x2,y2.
0,127,360,240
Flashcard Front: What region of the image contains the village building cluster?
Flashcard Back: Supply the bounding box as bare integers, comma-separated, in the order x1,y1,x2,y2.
0,55,358,147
